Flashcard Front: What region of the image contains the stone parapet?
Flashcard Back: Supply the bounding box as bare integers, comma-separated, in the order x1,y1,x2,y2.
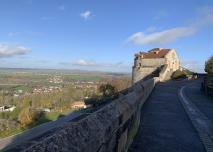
23,78,159,152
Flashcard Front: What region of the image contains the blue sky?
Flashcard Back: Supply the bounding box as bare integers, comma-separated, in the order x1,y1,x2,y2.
0,0,213,73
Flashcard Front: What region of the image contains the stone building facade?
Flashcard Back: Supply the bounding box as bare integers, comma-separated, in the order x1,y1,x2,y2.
132,48,180,83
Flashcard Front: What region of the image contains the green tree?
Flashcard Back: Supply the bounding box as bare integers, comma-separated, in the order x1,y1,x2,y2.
99,84,117,97
205,56,213,74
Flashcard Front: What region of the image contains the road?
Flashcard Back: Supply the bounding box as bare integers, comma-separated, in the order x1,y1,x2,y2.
129,79,207,152
0,110,84,151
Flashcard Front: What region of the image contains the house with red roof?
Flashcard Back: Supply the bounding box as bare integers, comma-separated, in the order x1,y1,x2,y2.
132,48,180,83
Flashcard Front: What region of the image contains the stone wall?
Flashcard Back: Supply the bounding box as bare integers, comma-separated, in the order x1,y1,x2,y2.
164,49,180,71
134,58,165,68
132,58,165,83
159,64,172,81
23,77,159,152
132,67,157,83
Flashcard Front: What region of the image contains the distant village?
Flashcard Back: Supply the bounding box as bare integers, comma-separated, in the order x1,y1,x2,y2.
0,75,102,112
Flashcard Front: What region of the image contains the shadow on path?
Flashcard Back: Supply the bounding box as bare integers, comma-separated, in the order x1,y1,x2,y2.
129,80,206,152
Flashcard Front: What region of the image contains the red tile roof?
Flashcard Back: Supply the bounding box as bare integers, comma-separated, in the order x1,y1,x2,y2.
137,48,170,59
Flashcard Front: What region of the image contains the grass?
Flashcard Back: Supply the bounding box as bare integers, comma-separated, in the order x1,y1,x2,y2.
35,110,72,124
0,127,23,138
31,109,75,127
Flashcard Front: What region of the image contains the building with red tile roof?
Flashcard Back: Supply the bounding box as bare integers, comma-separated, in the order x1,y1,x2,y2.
132,48,180,83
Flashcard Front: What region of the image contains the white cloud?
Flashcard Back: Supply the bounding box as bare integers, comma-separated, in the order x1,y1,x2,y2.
58,5,65,11
80,10,92,20
128,27,196,45
60,60,129,68
59,60,131,72
0,43,31,58
128,6,213,45
74,59,96,66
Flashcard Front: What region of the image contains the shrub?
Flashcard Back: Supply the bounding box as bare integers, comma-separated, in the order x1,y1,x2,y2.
99,84,117,97
18,107,42,127
205,56,213,74
171,69,194,80
171,70,187,79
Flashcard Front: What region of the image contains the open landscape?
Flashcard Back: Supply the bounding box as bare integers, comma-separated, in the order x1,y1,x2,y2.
0,68,131,138
0,0,213,151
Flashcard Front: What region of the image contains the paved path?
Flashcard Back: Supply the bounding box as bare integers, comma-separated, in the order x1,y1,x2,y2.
184,80,213,121
0,111,83,151
130,80,206,152
179,82,213,152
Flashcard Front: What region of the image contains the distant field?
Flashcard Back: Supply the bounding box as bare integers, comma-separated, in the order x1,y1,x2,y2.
0,68,130,84
0,68,130,92
63,74,102,81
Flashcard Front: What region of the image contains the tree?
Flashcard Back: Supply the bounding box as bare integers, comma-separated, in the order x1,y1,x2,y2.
205,56,213,74
18,107,41,127
99,84,117,97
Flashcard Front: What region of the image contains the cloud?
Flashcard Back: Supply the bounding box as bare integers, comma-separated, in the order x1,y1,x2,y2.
80,10,92,20
128,27,196,45
59,60,131,72
128,6,213,45
0,43,31,58
73,59,96,66
60,60,129,68
73,60,127,67
58,5,65,11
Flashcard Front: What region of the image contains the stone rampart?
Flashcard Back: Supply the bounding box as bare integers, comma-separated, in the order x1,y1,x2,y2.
132,67,157,83
23,77,159,152
159,64,172,81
